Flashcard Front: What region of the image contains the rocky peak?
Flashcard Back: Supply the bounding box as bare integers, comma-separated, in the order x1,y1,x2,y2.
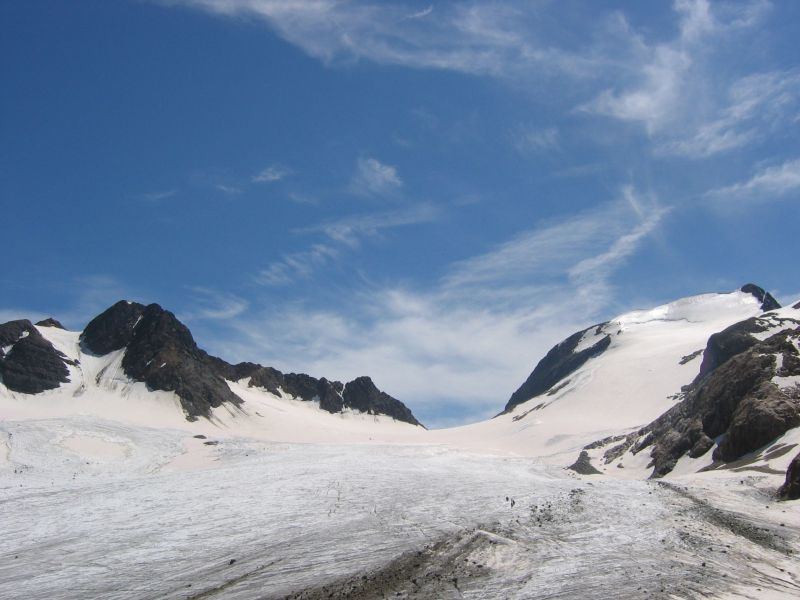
343,376,422,427
3,299,423,427
241,366,420,426
740,283,781,312
81,300,146,355
0,319,71,394
119,303,243,421
35,318,65,329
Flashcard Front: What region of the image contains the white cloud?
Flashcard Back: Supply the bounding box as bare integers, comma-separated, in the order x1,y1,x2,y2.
350,157,402,196
158,1,598,79
219,188,667,424
581,0,792,157
705,158,800,201
165,0,792,161
297,203,438,245
215,184,242,194
252,164,292,183
256,203,438,285
512,125,560,154
137,190,177,201
183,287,249,320
658,70,800,157
256,243,340,286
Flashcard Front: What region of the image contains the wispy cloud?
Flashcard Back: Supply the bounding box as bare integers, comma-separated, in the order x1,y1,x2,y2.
159,1,599,79
137,189,177,202
350,157,402,197
511,125,560,154
164,0,793,162
215,184,242,194
256,203,439,285
219,188,667,424
443,189,664,291
256,243,340,286
183,287,249,320
404,5,433,21
252,164,292,183
581,0,794,158
705,158,800,201
658,70,800,157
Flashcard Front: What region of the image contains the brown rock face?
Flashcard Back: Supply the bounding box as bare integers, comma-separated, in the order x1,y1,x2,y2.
617,323,800,478
778,452,800,500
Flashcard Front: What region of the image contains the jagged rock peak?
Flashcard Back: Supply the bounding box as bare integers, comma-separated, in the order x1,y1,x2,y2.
74,300,422,426
119,303,244,421
343,376,423,427
81,300,146,355
740,283,781,312
0,319,71,394
35,318,65,329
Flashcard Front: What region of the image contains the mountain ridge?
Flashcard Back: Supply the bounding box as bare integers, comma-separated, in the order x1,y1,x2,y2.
1,300,422,427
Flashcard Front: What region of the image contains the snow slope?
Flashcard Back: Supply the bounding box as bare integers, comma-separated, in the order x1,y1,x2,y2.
1,431,798,599
430,290,773,462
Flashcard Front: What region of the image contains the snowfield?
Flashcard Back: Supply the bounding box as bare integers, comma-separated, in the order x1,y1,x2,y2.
1,289,799,598
0,419,798,599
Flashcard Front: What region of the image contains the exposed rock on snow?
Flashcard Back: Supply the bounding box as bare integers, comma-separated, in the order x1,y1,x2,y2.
210,360,421,425
778,451,800,500
0,320,71,394
81,300,146,356
120,303,244,421
614,318,800,478
741,283,781,312
343,376,422,427
504,324,611,413
34,317,65,329
2,300,422,426
566,450,602,475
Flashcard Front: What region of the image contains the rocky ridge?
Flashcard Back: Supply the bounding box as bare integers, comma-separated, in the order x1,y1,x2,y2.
2,301,422,426
575,301,800,479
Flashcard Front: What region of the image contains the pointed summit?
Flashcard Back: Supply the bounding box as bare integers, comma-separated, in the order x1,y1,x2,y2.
740,283,781,311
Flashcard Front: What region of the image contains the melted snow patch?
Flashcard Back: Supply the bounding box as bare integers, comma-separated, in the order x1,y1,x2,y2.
60,434,129,460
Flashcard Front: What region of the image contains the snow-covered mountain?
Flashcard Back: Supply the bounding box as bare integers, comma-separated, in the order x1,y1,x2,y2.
2,285,800,599
0,300,423,445
432,285,798,473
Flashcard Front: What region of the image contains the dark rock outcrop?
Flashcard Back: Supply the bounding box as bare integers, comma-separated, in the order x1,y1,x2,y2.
504,324,611,413
119,304,243,421
239,365,420,426
2,300,424,426
741,283,781,312
778,451,800,500
623,324,800,478
343,376,422,426
567,450,602,475
81,301,146,355
697,317,768,379
35,318,65,329
0,320,71,393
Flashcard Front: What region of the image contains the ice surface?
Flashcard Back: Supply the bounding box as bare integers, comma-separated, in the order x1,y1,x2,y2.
0,421,798,599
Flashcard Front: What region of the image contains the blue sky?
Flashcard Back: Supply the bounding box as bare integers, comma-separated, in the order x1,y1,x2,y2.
2,0,799,427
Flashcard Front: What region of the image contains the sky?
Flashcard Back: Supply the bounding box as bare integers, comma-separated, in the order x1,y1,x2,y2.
2,0,799,427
